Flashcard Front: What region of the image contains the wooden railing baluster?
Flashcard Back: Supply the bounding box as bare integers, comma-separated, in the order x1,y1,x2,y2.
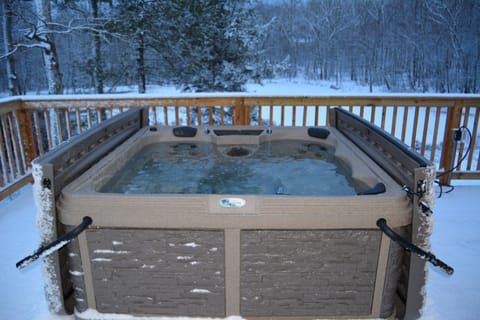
175,106,180,126
467,108,479,170
96,108,102,123
292,105,297,127
2,114,15,180
391,105,398,136
86,108,93,129
411,107,420,151
421,107,430,156
457,106,470,170
32,109,44,155
54,109,63,144
370,105,376,124
381,106,387,130
197,106,202,125
8,112,24,176
401,106,409,143
65,108,72,139
302,106,307,126
430,106,441,163
0,115,11,184
164,106,169,126
75,108,82,134
280,105,285,127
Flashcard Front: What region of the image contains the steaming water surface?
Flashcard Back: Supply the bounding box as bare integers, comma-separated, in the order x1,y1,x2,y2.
99,140,357,196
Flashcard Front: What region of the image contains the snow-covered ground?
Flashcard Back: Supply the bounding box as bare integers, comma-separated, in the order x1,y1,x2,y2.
0,182,479,320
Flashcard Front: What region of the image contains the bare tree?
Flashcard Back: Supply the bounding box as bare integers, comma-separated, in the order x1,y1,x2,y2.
90,0,104,93
425,0,480,93
1,0,20,95
107,0,151,93
306,0,358,87
23,0,64,94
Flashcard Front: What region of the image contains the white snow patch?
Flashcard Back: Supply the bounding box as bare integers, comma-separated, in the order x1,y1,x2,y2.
183,242,200,247
91,258,112,262
190,289,211,294
209,247,218,252
176,256,193,261
141,264,156,269
41,240,70,258
112,241,124,245
93,249,130,254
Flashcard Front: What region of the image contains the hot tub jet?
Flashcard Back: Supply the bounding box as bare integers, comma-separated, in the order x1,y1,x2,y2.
226,146,251,157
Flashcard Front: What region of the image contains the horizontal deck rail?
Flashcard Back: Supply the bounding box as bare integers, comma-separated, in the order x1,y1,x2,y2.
1,94,479,200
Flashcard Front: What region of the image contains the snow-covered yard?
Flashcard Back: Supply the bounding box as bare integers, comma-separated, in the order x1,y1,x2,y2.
0,182,479,320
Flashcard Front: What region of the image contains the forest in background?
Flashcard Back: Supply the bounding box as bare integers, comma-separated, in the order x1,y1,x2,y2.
1,0,479,96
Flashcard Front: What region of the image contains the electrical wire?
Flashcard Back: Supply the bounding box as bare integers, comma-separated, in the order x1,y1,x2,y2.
435,126,472,198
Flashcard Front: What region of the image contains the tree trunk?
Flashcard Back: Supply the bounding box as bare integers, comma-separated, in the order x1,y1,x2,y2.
1,0,19,95
137,32,146,94
34,0,64,94
90,0,104,94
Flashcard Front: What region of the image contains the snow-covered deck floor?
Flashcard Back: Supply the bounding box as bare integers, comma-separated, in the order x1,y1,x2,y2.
0,183,479,320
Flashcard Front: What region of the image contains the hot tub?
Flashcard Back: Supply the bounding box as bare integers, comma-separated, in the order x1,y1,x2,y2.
31,107,437,320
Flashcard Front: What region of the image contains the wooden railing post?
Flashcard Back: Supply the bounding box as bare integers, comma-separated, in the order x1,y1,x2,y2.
233,97,246,125
17,107,37,168
439,100,463,185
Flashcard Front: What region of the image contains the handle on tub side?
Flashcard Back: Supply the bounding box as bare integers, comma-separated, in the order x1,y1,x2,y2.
16,216,93,270
376,218,454,275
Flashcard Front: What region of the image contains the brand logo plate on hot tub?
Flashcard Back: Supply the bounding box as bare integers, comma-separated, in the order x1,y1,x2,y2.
219,198,246,208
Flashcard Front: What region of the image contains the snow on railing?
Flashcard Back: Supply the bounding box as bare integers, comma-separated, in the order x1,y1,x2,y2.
1,94,479,199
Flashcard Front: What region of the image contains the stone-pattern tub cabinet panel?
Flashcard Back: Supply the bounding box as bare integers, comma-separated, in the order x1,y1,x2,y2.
240,229,381,317
86,229,225,316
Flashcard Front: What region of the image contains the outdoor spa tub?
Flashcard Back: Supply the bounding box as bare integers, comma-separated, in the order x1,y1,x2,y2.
30,107,441,320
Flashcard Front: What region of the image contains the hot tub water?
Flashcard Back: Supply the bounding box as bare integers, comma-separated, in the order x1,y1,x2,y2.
99,140,357,196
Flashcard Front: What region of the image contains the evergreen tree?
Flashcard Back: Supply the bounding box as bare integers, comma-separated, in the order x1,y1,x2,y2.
107,0,161,93
152,0,262,92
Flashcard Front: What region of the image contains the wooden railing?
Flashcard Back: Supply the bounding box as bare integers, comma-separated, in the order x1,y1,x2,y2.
1,94,479,200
